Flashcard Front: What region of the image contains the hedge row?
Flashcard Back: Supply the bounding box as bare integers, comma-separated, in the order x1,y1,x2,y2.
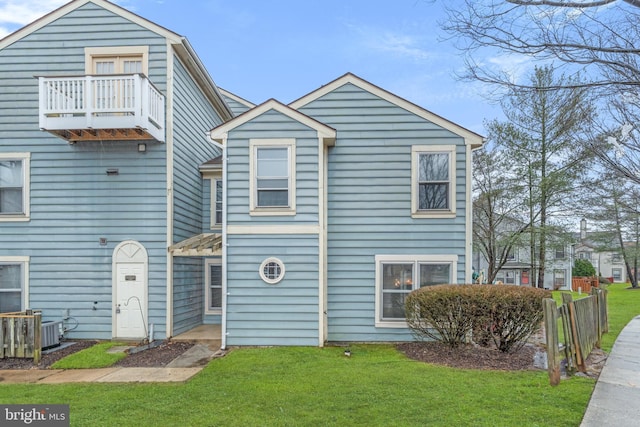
405,284,551,353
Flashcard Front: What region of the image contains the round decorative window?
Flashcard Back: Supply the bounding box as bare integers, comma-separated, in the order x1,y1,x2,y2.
259,257,285,284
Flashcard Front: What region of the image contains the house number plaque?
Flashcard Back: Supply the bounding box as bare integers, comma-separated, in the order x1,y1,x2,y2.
125,275,136,281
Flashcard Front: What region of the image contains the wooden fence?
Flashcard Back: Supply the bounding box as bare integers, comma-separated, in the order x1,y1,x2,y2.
0,311,42,363
543,288,608,386
571,276,599,293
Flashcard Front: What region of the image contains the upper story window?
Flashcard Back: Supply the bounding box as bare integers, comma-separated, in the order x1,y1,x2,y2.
0,153,30,222
85,46,148,75
249,139,296,216
612,253,622,263
555,247,566,259
411,145,456,218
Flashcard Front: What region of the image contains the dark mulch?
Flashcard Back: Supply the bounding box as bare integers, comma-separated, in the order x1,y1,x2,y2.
114,341,194,367
397,341,541,371
0,340,193,370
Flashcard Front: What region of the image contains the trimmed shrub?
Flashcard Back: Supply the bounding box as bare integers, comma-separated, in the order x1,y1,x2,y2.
405,285,477,348
405,284,551,353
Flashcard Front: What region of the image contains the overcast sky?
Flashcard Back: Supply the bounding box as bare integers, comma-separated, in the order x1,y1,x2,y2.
0,0,513,134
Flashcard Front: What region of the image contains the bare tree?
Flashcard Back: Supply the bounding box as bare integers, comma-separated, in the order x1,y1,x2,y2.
442,0,640,92
441,0,640,183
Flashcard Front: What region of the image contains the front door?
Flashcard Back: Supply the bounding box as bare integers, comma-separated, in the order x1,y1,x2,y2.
112,241,148,339
116,263,146,338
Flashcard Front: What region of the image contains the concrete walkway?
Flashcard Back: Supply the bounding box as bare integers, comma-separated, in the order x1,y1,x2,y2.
0,343,221,384
581,315,640,426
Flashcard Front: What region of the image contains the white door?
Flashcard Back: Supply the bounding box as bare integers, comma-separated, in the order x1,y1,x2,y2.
112,241,148,339
115,263,146,338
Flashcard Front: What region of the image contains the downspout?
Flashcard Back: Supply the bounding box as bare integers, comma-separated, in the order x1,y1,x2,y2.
208,133,228,350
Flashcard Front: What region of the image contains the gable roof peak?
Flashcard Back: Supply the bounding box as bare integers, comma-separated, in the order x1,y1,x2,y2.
290,72,485,148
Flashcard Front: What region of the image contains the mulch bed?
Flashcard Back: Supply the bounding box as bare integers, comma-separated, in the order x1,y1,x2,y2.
397,341,541,371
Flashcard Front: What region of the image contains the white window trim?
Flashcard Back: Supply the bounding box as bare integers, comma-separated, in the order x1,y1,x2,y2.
0,256,29,312
249,139,296,216
612,268,623,282
205,258,222,314
259,257,286,284
85,46,149,75
411,145,456,218
374,254,458,328
0,153,30,222
211,178,223,229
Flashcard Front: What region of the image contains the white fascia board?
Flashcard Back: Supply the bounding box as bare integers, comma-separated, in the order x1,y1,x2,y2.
209,99,336,145
218,88,256,109
0,0,183,50
290,73,485,148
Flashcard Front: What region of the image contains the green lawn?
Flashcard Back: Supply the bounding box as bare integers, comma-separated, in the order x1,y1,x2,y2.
1,283,638,427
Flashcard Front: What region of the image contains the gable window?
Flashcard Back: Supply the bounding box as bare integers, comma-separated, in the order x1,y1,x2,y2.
0,153,30,221
85,46,148,75
249,139,296,215
375,255,457,327
205,259,222,313
0,257,29,313
411,145,456,218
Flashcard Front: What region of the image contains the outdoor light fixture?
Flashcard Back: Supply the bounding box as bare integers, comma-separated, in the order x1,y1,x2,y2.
138,143,147,152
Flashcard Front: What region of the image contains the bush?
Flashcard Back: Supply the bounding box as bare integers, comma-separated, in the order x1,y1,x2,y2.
573,259,596,277
405,284,551,353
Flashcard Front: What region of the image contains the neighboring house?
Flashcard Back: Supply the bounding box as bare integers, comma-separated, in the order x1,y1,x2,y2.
574,221,628,283
473,243,573,290
0,0,484,347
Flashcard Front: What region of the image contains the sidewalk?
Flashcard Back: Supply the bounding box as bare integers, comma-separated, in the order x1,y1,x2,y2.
0,343,221,384
581,315,640,427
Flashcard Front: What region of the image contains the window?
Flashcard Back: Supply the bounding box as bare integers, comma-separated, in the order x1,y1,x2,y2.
578,252,591,260
213,179,223,226
555,247,566,259
554,270,566,289
0,257,28,313
259,257,285,284
411,145,456,218
375,255,457,327
505,271,516,284
612,268,622,282
0,153,30,221
249,139,296,215
612,253,622,263
85,46,148,75
205,259,222,313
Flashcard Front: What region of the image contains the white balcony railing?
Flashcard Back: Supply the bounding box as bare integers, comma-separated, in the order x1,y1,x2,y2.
39,74,165,142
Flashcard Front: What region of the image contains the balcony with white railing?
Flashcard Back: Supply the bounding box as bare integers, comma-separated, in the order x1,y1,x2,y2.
38,74,165,143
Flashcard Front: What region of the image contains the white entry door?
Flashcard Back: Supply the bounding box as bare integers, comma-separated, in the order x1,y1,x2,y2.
112,241,148,339
115,263,146,338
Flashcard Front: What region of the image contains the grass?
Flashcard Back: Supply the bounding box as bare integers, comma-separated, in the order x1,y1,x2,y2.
0,283,637,426
50,342,128,369
2,345,592,426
